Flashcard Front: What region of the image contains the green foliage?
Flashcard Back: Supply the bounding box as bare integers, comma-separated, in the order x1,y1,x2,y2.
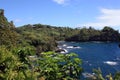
85,68,120,80
0,46,22,80
16,24,80,53
36,52,82,80
106,73,113,80
0,27,19,47
114,72,120,80
0,11,19,47
0,13,9,27
0,9,15,28
101,26,120,41
93,68,105,80
0,46,82,80
66,26,120,42
0,46,39,80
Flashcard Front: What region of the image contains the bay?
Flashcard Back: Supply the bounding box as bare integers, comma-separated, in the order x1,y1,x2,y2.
58,41,120,77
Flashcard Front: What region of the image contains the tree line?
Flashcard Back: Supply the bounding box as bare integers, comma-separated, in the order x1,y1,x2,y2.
66,27,120,42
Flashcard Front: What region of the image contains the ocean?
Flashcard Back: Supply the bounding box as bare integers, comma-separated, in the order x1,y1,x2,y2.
58,41,120,78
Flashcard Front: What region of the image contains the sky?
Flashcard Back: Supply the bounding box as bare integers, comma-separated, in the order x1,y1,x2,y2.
0,0,120,30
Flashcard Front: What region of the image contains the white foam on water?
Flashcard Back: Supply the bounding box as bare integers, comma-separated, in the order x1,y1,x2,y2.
82,72,95,78
60,49,68,54
104,61,118,66
66,46,81,49
66,46,74,49
63,44,67,47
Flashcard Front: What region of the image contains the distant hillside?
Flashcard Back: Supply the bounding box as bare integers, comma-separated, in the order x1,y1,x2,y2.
65,27,120,42
17,24,79,41
16,24,80,54
17,24,120,43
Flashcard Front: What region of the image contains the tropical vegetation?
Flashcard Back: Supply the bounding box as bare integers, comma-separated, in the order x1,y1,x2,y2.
0,9,120,80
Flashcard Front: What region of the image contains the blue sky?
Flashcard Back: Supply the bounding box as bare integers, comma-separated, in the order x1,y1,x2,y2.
0,0,120,30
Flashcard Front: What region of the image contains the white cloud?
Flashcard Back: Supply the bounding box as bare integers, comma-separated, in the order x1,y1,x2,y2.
82,8,120,30
53,0,69,5
14,19,21,22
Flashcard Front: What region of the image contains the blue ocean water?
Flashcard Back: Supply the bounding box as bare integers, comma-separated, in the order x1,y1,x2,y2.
58,41,120,76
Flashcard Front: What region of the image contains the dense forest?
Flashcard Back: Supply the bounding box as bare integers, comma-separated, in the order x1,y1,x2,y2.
16,24,80,54
0,9,120,80
66,27,120,42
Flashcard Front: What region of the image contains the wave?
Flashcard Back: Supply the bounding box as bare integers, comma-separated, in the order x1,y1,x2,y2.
104,61,118,66
66,46,81,49
60,49,68,54
66,46,74,49
82,72,95,78
63,44,67,47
